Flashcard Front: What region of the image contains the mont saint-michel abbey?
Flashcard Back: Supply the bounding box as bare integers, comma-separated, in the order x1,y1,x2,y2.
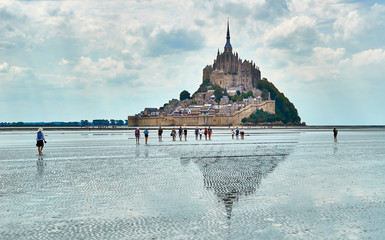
203,21,261,94
127,20,275,126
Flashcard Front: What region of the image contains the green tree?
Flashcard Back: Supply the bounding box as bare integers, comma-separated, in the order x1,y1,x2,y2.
180,90,191,101
214,88,223,101
261,89,269,100
192,79,212,99
256,78,301,124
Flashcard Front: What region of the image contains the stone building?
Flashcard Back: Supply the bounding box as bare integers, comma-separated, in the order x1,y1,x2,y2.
202,20,261,93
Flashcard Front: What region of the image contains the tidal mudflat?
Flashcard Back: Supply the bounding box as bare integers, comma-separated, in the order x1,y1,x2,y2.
1,128,384,239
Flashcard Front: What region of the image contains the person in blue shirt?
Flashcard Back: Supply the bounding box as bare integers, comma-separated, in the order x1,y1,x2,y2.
144,129,149,144
36,127,47,155
178,126,183,141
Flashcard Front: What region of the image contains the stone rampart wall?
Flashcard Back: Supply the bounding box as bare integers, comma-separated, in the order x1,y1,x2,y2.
128,100,275,127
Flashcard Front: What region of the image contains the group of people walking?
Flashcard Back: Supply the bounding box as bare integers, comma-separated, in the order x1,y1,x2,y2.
193,127,212,140
231,127,245,140
133,126,245,144
134,126,339,144
134,126,217,144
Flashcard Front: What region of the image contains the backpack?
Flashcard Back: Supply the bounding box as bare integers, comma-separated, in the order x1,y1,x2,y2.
37,132,43,140
135,130,139,135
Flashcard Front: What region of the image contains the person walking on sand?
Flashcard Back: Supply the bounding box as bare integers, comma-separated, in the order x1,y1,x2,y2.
171,128,176,141
178,126,183,141
135,128,140,144
240,127,245,140
208,127,212,140
235,127,239,139
333,128,338,142
204,128,208,140
199,129,203,140
144,129,149,144
195,127,199,140
158,126,163,141
36,127,47,155
184,127,188,141
231,128,235,139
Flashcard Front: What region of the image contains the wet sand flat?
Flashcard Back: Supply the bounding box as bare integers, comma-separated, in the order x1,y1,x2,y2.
0,128,384,239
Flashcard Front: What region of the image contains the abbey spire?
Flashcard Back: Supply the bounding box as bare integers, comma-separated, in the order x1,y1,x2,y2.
224,18,232,53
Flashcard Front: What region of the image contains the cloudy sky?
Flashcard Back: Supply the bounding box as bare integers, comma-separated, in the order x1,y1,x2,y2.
1,0,384,125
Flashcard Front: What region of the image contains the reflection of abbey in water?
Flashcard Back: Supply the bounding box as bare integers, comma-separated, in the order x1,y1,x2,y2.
194,154,286,219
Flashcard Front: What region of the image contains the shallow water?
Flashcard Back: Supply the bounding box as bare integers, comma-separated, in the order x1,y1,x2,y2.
1,128,384,239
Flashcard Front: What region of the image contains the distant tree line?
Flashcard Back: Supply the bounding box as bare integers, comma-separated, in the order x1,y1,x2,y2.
1,119,128,127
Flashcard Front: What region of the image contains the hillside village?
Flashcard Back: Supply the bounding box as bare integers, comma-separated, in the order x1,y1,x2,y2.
138,90,270,118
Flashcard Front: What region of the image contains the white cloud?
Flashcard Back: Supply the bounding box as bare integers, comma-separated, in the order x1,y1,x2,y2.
0,62,9,72
333,10,362,41
351,49,385,67
263,15,318,54
59,58,69,66
10,65,30,74
312,47,345,64
73,56,126,77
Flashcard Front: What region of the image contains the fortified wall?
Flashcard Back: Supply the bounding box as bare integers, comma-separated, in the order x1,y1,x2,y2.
127,100,275,127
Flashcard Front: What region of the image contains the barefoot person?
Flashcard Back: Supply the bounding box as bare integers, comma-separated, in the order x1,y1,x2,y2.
158,126,163,141
178,126,183,141
36,127,47,155
184,127,187,141
195,127,199,140
333,128,338,142
135,128,140,144
144,129,149,144
171,128,176,141
208,127,212,140
240,127,245,140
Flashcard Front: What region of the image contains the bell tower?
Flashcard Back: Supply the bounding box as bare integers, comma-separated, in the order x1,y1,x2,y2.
224,18,232,53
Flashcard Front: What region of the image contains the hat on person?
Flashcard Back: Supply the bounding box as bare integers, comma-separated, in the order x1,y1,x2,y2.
38,127,43,132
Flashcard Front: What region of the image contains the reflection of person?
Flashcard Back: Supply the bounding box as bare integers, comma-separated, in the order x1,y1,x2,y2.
333,128,338,142
135,146,140,157
135,128,140,144
36,127,47,155
144,129,149,144
158,126,163,141
37,155,45,176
